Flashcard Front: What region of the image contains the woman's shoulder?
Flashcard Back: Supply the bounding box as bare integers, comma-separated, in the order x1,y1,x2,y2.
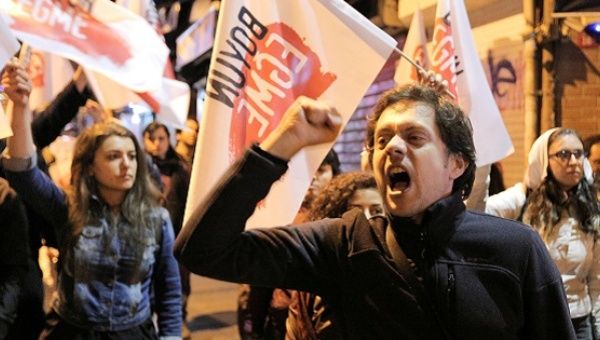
146,205,171,224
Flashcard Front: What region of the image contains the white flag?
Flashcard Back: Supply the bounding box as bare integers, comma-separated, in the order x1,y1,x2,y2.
184,0,396,228
0,0,169,92
85,70,190,128
81,0,189,128
394,8,430,86
0,15,18,139
0,14,18,68
0,105,11,139
431,0,513,166
431,0,458,98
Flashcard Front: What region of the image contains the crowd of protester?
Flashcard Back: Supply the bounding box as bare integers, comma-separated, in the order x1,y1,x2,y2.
173,84,594,339
1,47,600,340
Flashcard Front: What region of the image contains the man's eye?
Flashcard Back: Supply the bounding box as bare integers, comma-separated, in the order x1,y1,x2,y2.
376,136,390,147
407,134,425,143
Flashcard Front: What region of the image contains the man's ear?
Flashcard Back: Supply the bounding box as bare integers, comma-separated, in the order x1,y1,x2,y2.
449,153,467,180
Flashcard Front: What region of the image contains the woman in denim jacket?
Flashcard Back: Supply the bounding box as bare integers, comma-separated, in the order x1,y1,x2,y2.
1,59,182,339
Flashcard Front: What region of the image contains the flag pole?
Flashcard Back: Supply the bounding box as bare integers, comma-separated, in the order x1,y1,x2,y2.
393,46,426,73
393,46,456,99
18,42,31,63
0,43,30,104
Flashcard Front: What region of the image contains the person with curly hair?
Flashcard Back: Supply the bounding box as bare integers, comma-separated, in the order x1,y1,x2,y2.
177,85,575,339
307,172,383,221
237,150,341,340
483,128,600,339
286,172,383,339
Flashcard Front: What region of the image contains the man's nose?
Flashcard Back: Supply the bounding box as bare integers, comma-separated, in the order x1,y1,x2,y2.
385,135,407,161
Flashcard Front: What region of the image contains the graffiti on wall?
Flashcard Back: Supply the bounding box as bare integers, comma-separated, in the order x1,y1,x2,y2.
484,48,524,111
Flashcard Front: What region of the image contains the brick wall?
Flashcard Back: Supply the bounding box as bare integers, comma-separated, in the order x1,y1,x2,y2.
556,33,600,140
472,14,526,187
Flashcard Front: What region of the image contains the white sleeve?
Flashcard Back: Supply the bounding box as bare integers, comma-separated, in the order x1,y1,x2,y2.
588,239,600,331
484,183,528,220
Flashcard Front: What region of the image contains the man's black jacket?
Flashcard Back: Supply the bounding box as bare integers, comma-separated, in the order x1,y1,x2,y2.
175,147,575,340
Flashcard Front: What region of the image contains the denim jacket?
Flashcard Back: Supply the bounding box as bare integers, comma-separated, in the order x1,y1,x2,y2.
3,158,182,338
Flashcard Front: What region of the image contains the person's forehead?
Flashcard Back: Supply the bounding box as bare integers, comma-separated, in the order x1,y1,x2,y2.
186,120,199,129
549,134,582,150
147,127,168,139
99,135,135,150
376,101,436,131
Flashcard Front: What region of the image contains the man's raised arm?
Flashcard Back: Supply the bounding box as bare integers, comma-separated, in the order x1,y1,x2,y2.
174,97,342,281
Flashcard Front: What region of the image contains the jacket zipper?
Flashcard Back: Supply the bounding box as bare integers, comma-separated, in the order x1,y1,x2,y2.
447,266,456,332
419,231,427,261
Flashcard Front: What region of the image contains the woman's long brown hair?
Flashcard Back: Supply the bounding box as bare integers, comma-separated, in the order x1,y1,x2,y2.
67,122,163,236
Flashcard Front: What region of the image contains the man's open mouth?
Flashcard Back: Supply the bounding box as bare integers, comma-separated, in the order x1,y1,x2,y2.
389,168,410,193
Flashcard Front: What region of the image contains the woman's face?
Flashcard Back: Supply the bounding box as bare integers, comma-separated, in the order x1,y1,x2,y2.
90,136,138,196
547,134,584,191
348,188,384,219
179,119,199,146
144,127,170,159
307,164,334,200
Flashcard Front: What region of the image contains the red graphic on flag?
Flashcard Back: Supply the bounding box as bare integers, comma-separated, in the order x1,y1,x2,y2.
431,17,458,99
410,45,427,81
229,23,337,160
10,0,132,66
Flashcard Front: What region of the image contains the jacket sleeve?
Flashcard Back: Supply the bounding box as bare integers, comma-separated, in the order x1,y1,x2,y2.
165,164,190,235
153,210,183,339
0,195,29,338
2,157,69,236
587,239,600,332
31,82,90,149
174,146,345,294
522,230,576,340
465,166,527,220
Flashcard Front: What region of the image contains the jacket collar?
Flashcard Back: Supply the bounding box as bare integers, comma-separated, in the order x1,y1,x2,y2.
389,191,466,249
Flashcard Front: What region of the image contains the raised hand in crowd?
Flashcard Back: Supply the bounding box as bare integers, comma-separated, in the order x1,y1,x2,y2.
260,96,342,161
417,69,449,93
2,58,34,159
2,58,32,107
72,65,87,94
